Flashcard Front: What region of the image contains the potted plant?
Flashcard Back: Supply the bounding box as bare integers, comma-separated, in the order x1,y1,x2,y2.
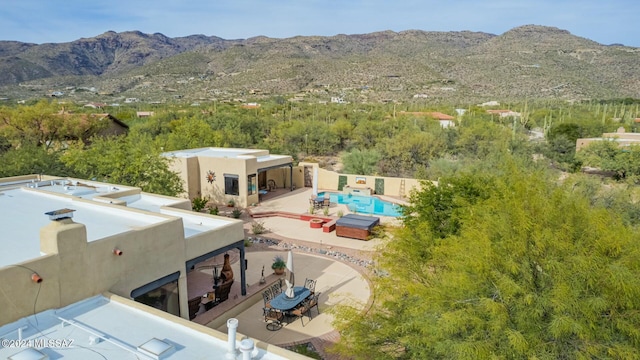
271,255,286,275
227,199,235,207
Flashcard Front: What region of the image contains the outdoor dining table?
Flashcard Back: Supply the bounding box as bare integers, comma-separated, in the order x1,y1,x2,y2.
269,286,310,311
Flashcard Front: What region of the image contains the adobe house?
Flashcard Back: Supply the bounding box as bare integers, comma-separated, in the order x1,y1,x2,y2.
576,127,640,151
0,175,246,325
164,147,294,207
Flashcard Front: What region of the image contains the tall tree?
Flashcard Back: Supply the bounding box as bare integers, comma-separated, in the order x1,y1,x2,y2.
332,158,640,359
0,100,107,148
341,149,381,175
61,132,183,196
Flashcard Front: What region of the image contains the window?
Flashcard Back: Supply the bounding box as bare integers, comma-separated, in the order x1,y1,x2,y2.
132,272,180,317
224,174,239,195
248,174,257,195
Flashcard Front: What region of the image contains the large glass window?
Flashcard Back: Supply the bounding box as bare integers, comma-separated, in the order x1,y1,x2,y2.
248,174,257,195
132,272,180,317
224,174,239,195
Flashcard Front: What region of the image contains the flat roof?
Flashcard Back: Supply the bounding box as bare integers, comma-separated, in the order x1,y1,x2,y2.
119,193,186,213
162,147,292,163
256,154,292,162
160,208,238,238
0,177,244,267
163,147,264,159
0,187,168,267
0,295,288,360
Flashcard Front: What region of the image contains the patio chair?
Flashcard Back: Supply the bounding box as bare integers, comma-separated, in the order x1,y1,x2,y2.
271,281,282,295
323,197,330,208
263,307,284,331
288,298,311,327
268,179,277,191
308,292,321,318
304,278,316,294
262,289,273,308
188,297,202,320
214,279,234,303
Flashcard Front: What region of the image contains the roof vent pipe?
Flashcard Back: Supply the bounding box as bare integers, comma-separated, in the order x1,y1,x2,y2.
240,338,255,360
226,318,239,359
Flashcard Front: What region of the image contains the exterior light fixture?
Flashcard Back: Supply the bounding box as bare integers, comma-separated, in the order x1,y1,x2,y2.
113,248,123,256
31,273,43,283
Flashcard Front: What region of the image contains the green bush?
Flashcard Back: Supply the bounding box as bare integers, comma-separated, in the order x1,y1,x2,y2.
192,196,209,212
231,208,242,219
251,220,267,235
208,205,219,215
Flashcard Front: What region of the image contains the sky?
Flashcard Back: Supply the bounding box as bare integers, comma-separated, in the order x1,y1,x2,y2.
1,0,638,47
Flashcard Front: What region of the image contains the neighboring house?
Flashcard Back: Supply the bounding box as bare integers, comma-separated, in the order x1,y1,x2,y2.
88,113,129,138
84,102,107,109
124,97,139,103
576,127,640,151
479,100,500,107
399,111,456,128
241,102,261,109
486,109,522,118
136,111,155,117
163,148,294,207
330,97,346,104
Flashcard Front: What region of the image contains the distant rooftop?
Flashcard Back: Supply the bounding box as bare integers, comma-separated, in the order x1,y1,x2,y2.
162,147,291,162
0,295,288,360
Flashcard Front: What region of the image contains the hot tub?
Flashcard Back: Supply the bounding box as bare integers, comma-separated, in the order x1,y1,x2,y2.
335,214,380,240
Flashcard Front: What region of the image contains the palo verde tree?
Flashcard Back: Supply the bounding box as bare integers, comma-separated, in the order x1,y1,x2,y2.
0,100,107,149
332,156,640,359
61,131,183,196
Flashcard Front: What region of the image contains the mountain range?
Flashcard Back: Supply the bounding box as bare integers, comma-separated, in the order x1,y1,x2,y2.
0,25,638,103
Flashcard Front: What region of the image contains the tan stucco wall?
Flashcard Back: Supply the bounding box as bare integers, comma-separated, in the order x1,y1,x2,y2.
168,156,201,200
199,156,249,207
167,151,293,208
297,162,422,197
0,200,245,326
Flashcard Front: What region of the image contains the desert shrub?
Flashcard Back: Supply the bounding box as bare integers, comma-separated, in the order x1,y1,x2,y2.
192,196,209,212
251,220,267,235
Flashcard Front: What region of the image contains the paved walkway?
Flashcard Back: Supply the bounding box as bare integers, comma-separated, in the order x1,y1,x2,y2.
190,188,402,359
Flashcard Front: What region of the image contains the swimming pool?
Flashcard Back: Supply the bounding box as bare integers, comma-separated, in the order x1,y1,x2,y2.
318,192,403,217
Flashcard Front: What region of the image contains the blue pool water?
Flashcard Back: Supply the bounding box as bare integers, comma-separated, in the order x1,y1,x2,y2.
317,192,403,217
